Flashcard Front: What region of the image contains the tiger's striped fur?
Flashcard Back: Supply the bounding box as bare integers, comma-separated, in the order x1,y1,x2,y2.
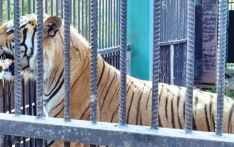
0,14,233,147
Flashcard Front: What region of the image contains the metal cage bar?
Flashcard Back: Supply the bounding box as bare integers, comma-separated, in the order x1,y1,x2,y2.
90,0,98,123
27,0,31,14
21,0,24,16
45,0,48,14
185,0,195,133
13,0,22,146
36,0,44,118
0,114,233,147
35,1,45,146
33,0,36,13
151,0,161,129
13,0,22,117
1,1,232,147
216,0,228,136
56,0,59,16
61,0,63,18
119,0,127,126
64,0,71,121
51,0,54,16
0,0,2,23
7,0,10,20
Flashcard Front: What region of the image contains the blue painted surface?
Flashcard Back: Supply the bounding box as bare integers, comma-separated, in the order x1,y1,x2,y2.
128,0,151,80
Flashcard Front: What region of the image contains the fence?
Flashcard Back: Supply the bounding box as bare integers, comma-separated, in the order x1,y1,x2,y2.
228,0,234,76
0,0,129,146
0,0,131,72
0,0,233,147
159,0,187,86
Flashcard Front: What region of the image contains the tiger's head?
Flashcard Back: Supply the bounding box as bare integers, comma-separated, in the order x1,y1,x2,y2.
0,14,66,80
0,14,94,115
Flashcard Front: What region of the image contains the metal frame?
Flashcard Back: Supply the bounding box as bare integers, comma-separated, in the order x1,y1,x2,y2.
0,114,233,147
0,0,233,146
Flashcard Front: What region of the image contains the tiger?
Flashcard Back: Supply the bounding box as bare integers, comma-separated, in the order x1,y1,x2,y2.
0,14,233,147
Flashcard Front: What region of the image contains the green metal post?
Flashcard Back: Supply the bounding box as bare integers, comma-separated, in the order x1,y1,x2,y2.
195,0,201,5
128,0,151,80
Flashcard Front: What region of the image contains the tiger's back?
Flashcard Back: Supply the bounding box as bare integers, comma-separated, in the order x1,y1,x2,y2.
93,59,234,133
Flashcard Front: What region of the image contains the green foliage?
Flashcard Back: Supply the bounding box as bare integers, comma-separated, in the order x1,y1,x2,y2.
206,87,234,99
2,0,30,21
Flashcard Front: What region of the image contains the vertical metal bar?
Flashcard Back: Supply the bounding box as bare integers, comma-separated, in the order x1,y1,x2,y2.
21,0,24,16
90,0,98,123
45,0,48,14
2,82,6,114
28,80,33,116
22,80,26,147
160,0,164,42
119,0,127,126
33,81,36,116
22,79,25,115
88,0,91,41
2,81,7,147
216,0,227,136
51,0,54,15
64,1,71,146
101,0,105,48
86,0,88,38
151,0,160,129
110,0,113,46
28,80,35,147
170,45,174,84
98,0,101,48
33,0,36,13
14,0,22,116
56,0,59,16
7,0,10,20
64,0,71,121
0,0,2,23
177,0,180,40
108,0,110,47
36,0,44,118
61,0,63,18
9,81,14,146
77,0,80,31
14,136,21,147
36,0,44,145
113,0,116,46
105,0,107,47
185,0,195,133
28,0,31,14
73,0,76,26
109,0,112,47
117,0,120,46
14,0,22,145
82,0,84,35
9,82,12,114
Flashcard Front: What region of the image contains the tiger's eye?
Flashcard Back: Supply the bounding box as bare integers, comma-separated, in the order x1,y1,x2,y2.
7,30,14,35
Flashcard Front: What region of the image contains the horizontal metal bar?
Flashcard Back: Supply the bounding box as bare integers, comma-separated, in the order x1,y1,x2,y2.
0,114,233,147
160,39,187,46
98,44,131,55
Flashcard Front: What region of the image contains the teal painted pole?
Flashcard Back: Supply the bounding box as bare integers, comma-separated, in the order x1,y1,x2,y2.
195,0,201,5
127,0,151,80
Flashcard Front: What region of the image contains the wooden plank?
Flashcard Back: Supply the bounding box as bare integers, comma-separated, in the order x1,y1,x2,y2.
201,0,217,84
194,5,203,83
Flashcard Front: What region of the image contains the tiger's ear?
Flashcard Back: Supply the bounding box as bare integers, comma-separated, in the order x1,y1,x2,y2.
43,16,62,37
